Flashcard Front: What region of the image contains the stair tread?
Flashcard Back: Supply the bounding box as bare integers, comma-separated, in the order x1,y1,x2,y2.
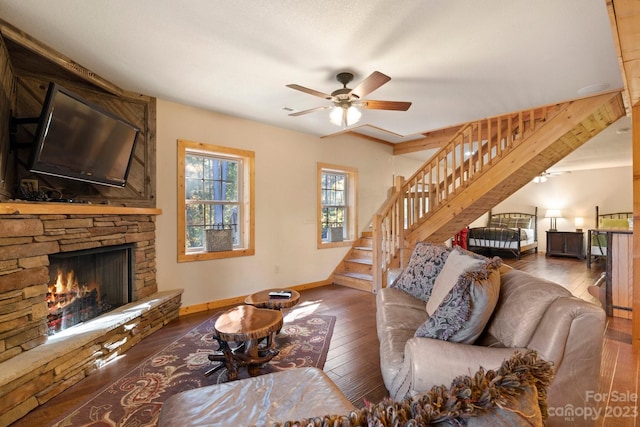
335,271,373,281
346,258,373,265
354,246,372,251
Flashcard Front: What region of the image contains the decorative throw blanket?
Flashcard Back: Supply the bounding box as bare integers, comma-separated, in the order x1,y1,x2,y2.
268,350,553,427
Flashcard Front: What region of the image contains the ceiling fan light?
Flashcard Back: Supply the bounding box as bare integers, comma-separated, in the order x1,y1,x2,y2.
532,174,548,184
329,106,344,126
330,105,361,127
346,106,361,125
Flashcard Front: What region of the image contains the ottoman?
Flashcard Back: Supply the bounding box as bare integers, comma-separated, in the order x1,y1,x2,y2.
158,367,355,426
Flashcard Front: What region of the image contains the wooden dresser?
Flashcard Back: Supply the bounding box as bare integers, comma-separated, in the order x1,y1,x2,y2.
545,231,585,259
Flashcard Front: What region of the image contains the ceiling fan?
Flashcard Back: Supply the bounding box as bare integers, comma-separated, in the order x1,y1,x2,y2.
532,170,571,183
286,71,412,127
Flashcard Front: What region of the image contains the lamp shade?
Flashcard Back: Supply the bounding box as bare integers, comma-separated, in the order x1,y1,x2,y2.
545,209,562,218
574,217,584,227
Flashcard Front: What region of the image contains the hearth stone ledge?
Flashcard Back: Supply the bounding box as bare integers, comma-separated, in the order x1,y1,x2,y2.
0,289,182,426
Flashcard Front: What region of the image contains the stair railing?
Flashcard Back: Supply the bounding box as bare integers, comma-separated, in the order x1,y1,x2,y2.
371,106,557,291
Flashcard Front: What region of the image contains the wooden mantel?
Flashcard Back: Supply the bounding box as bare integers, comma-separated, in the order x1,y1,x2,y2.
0,202,162,216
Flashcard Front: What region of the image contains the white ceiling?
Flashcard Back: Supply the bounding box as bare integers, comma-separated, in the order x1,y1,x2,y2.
0,0,631,170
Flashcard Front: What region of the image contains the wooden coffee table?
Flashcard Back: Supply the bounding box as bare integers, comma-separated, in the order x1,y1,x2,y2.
207,305,283,380
244,288,300,310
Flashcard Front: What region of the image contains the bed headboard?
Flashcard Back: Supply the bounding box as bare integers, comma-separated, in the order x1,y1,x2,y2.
594,206,633,229
487,207,538,240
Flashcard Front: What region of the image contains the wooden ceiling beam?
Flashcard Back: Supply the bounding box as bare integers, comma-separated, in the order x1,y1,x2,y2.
608,0,640,109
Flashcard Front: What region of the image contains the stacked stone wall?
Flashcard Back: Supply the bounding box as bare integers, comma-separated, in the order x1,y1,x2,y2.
0,213,158,363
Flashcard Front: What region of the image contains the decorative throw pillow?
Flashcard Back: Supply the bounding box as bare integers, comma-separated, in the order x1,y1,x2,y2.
390,242,451,302
416,249,502,343
600,218,629,229
489,217,509,228
507,216,532,229
426,248,484,316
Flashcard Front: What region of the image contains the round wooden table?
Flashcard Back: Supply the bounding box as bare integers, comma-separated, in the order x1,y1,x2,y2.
207,305,283,380
244,288,300,310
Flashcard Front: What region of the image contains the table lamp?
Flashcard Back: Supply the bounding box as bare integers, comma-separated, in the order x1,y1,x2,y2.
574,217,584,232
545,209,562,231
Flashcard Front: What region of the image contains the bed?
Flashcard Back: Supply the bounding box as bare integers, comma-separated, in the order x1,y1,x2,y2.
466,208,538,259
586,206,633,268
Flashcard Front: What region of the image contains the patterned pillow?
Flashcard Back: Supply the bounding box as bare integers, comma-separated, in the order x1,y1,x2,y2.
425,248,484,316
600,218,629,229
390,242,451,302
415,250,502,343
489,216,509,228
507,217,532,229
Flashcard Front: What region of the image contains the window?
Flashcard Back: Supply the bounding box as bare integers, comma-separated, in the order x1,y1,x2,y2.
178,140,254,261
317,163,357,248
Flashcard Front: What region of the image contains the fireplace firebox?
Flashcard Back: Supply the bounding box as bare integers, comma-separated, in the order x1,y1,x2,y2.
46,244,134,335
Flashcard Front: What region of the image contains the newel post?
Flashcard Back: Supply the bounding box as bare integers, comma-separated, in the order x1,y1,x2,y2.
372,213,383,293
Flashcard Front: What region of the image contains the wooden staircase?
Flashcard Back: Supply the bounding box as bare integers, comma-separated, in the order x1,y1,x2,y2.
331,92,625,294
332,231,374,291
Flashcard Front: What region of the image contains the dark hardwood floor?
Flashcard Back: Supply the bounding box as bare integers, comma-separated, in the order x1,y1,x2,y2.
10,252,637,426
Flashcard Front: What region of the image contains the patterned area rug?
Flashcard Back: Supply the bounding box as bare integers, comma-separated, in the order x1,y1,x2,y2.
51,312,335,427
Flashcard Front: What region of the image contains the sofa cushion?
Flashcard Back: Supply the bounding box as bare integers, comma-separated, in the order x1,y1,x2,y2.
390,242,451,302
486,269,572,348
415,252,501,343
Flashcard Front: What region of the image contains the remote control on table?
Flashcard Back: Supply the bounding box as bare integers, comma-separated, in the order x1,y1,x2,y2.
268,291,292,299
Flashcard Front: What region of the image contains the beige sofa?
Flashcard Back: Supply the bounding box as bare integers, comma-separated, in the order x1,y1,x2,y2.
378,250,606,427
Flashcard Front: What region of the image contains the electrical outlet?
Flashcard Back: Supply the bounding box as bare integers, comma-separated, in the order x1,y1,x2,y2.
20,179,39,192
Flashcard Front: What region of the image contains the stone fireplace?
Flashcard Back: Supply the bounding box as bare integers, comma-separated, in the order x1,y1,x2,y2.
0,203,182,426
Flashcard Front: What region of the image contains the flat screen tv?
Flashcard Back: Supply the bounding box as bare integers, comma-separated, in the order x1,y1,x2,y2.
29,82,140,188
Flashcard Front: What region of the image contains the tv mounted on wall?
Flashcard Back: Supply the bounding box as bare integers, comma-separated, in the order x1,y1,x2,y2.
29,82,140,188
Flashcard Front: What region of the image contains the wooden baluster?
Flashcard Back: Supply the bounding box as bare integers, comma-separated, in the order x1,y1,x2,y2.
518,111,523,141
414,175,419,223
497,116,503,157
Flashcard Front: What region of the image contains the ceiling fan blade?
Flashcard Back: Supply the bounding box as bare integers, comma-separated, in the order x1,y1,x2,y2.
288,105,331,117
360,100,412,111
286,84,331,99
350,71,391,99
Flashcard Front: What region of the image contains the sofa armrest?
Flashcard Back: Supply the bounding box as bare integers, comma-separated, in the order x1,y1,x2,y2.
389,337,525,400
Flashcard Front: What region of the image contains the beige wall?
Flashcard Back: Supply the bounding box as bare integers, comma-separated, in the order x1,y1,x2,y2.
155,99,416,307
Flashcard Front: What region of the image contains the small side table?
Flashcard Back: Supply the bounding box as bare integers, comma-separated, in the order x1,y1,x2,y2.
207,305,283,380
244,288,300,310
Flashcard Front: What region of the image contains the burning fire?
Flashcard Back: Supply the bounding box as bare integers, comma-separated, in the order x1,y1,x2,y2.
47,270,99,305
46,269,102,334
